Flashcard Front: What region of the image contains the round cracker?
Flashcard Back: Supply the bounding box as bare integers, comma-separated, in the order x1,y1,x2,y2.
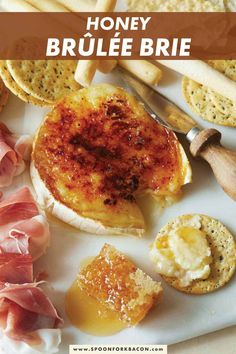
7,60,81,104
182,78,223,121
154,214,236,294
209,90,236,116
207,60,236,114
208,60,236,81
0,61,49,107
182,73,236,127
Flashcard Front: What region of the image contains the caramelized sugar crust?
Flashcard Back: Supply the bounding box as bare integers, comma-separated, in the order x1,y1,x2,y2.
78,244,162,326
33,85,183,217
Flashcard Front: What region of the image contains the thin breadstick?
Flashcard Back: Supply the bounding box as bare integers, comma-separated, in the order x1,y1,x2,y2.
75,60,98,87
74,0,118,85
96,0,117,11
98,60,117,74
1,0,39,12
158,59,236,102
56,0,95,11
118,60,162,85
26,0,69,12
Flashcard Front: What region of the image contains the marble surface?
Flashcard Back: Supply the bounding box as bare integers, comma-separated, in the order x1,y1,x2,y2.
170,326,236,354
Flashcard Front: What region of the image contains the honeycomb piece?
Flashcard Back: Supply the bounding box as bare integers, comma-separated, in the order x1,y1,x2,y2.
78,244,163,326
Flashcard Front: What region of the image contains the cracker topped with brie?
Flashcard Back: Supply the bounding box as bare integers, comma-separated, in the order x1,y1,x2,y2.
31,84,191,236
150,214,236,294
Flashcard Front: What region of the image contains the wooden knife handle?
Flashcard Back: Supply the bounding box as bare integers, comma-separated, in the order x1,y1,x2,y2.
190,128,236,201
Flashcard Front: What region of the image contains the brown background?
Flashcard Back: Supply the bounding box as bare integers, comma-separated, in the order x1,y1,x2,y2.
0,12,235,59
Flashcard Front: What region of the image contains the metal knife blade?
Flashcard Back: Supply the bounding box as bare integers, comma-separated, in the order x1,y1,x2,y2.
118,67,199,137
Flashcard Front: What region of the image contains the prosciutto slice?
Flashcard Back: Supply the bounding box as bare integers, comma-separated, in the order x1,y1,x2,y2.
0,122,32,188
0,283,63,344
0,188,50,260
0,254,33,284
0,186,38,225
0,188,62,352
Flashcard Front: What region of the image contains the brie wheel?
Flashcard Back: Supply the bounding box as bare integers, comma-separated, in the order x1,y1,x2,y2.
31,84,191,235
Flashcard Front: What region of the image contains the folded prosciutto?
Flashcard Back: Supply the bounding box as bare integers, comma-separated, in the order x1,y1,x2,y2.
0,283,63,343
0,187,62,353
0,254,33,284
0,187,50,260
0,122,32,188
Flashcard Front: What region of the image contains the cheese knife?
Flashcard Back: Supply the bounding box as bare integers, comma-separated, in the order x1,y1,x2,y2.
119,67,236,201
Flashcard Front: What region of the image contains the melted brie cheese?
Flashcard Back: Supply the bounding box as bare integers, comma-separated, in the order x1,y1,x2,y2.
30,162,144,236
150,216,212,286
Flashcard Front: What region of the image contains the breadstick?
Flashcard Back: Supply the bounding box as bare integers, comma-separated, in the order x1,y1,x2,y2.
74,0,118,86
96,0,117,11
26,0,69,11
98,60,117,74
119,60,162,85
158,59,236,102
1,0,39,12
75,60,98,87
56,0,95,11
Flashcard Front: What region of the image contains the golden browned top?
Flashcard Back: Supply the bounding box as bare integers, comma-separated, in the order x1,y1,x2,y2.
32,84,185,227
78,244,162,325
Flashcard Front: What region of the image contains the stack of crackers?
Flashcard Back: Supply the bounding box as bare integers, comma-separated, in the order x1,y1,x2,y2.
0,60,80,106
